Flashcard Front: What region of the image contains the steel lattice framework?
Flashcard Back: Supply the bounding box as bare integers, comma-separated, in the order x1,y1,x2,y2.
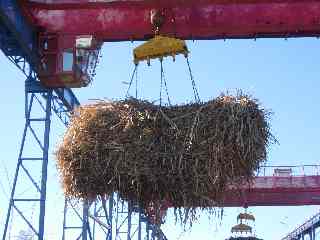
282,211,320,240
3,80,53,239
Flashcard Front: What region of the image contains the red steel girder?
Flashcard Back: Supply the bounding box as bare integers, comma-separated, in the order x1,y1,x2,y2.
161,175,320,208
21,0,320,41
218,175,320,207
146,175,320,221
152,175,320,209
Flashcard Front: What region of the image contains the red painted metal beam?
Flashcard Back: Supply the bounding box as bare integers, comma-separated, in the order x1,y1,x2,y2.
220,175,320,207
146,175,320,224
21,0,320,41
144,175,320,221
150,175,320,209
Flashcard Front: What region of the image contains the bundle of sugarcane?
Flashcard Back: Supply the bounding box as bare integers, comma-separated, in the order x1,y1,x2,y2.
56,93,275,223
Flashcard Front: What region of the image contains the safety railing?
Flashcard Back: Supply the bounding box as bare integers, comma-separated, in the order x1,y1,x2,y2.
256,164,320,177
281,211,320,240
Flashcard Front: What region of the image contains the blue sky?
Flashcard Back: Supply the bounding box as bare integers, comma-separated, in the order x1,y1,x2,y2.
0,37,320,239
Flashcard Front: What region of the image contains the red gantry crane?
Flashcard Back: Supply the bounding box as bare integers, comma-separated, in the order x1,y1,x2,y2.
1,0,320,240
18,0,320,88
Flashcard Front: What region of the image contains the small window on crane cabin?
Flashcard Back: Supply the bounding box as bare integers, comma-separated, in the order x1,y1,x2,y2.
63,49,73,72
44,40,48,50
76,36,94,48
75,36,93,69
76,49,89,71
75,36,100,72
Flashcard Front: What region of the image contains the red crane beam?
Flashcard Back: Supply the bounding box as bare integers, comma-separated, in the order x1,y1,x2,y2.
146,174,320,223
217,175,320,207
146,174,320,224
21,0,320,41
156,175,320,209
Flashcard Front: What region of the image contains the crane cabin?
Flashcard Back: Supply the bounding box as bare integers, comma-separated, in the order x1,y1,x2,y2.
38,34,101,88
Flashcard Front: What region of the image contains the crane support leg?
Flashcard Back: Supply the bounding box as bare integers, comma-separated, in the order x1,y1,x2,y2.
2,80,52,240
91,195,167,240
63,194,168,240
62,199,92,240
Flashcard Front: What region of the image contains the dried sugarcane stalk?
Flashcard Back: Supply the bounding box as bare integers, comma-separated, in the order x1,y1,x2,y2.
56,93,276,226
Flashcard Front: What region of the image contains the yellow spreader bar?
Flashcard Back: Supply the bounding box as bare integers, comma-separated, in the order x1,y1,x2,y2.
133,35,189,65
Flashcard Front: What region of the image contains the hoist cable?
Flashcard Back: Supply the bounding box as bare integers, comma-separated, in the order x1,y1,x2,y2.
186,58,201,103
135,66,139,98
160,60,164,107
160,60,172,106
125,64,138,98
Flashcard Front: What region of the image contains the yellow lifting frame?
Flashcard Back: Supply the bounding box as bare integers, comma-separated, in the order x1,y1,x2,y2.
133,35,189,65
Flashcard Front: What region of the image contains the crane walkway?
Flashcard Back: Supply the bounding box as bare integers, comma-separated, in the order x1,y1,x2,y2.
223,165,320,207
282,210,320,240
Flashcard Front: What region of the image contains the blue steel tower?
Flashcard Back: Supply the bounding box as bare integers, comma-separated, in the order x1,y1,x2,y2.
0,1,79,239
